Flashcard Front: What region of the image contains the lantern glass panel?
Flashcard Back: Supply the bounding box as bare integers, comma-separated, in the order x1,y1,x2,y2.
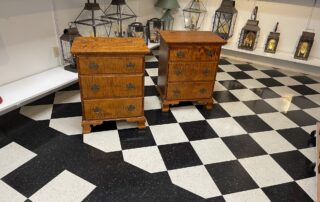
213,12,233,39
183,0,207,31
147,18,163,43
230,12,237,36
238,20,260,51
294,31,315,60
264,33,280,54
161,10,174,30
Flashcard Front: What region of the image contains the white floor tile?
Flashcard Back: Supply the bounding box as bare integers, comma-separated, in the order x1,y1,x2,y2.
216,72,235,81
278,69,302,76
49,116,83,135
258,112,298,130
250,63,273,70
301,125,317,134
306,83,320,93
225,58,247,65
123,146,166,173
219,64,241,72
150,123,188,145
274,77,302,86
191,138,236,164
250,131,296,154
146,68,158,77
238,79,266,89
245,70,270,79
19,105,53,121
0,142,36,178
0,180,26,202
304,108,320,121
144,96,161,110
305,94,320,105
171,106,205,123
265,97,299,113
145,55,158,62
269,86,301,97
220,102,255,117
83,130,121,153
299,147,316,162
223,188,270,202
54,90,81,104
214,81,227,91
239,155,293,187
169,165,221,199
207,117,247,137
230,89,261,101
296,177,316,201
144,76,154,86
30,170,96,202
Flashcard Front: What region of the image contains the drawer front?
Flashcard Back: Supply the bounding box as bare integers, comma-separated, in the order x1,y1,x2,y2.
169,46,221,62
78,56,143,74
83,98,143,120
167,82,213,100
80,75,143,99
168,62,217,82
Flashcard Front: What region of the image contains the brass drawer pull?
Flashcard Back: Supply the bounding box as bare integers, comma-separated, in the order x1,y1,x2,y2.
88,63,98,70
126,83,136,90
127,104,136,112
93,107,102,113
206,50,213,57
91,84,100,92
200,88,208,94
173,89,181,97
126,62,135,69
176,51,185,58
203,69,209,76
175,68,183,76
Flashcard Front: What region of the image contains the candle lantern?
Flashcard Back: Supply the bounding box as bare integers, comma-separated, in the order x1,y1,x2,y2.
183,0,207,31
264,22,280,54
155,0,180,30
212,0,238,40
146,18,163,43
74,0,112,37
238,6,260,51
103,0,137,37
128,22,145,39
60,25,81,72
294,31,315,60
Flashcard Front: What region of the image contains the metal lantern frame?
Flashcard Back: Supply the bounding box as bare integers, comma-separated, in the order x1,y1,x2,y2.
183,0,207,31
146,18,164,43
294,31,315,60
73,0,112,37
264,22,280,54
212,0,238,40
103,0,137,37
128,22,145,39
238,6,260,51
60,25,81,72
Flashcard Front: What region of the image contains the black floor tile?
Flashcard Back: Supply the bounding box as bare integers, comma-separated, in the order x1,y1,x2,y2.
291,96,319,109
206,160,258,194
26,93,55,106
158,142,202,170
289,85,318,95
151,76,158,84
119,127,156,150
213,91,239,103
284,110,318,127
51,103,82,119
271,150,315,180
219,59,231,65
262,70,286,77
234,64,257,71
277,128,312,149
196,104,230,119
244,100,277,114
180,120,218,141
251,88,281,99
220,80,247,90
60,82,80,91
144,86,158,96
291,76,318,84
234,115,273,133
145,109,177,126
228,71,252,80
257,78,284,87
145,61,158,68
217,67,224,72
262,182,313,202
91,121,117,132
222,135,267,159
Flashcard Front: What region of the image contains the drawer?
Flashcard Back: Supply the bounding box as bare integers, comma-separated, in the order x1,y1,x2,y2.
169,46,221,62
80,75,143,99
167,82,213,100
83,98,143,120
168,62,217,82
78,56,143,74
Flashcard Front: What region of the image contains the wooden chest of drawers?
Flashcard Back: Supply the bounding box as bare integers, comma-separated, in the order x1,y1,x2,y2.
157,31,227,112
71,37,149,134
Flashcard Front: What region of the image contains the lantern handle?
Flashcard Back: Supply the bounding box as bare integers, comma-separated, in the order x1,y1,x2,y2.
251,6,258,21
274,22,279,32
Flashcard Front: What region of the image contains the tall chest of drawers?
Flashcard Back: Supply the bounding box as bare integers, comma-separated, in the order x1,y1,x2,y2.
71,37,149,134
157,31,227,112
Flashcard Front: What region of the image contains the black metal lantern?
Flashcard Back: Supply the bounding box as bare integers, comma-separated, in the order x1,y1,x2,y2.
294,31,315,60
264,22,280,54
128,22,145,39
212,0,238,40
74,0,112,37
146,18,163,43
238,6,260,51
60,25,81,73
103,0,137,37
183,0,207,31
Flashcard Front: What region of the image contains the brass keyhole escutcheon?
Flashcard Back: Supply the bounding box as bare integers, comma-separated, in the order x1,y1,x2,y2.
203,69,209,76
175,68,183,76
206,50,213,57
93,107,102,113
127,62,135,69
91,84,100,92
200,88,208,94
89,63,98,70
126,83,136,90
127,105,136,112
173,89,181,97
176,51,185,58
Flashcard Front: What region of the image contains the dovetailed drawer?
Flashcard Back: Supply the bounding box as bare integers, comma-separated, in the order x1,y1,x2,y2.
168,62,217,82
80,75,143,99
83,98,143,120
78,56,143,74
169,46,221,62
167,82,213,100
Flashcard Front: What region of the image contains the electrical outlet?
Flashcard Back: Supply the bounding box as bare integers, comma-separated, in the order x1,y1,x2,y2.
53,46,59,58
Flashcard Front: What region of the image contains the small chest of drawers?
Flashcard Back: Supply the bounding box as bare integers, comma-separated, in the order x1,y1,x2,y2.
157,31,227,112
71,37,149,134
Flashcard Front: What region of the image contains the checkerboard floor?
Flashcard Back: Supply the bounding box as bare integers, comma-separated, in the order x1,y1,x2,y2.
0,53,319,201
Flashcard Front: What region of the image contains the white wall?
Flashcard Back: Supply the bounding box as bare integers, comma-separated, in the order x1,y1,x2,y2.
0,0,319,86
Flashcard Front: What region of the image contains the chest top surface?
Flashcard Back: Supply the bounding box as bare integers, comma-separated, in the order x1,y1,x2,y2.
71,37,150,55
160,31,227,45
